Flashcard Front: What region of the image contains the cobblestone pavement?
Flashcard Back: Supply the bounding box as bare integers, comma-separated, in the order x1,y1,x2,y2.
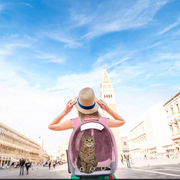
1,159,180,179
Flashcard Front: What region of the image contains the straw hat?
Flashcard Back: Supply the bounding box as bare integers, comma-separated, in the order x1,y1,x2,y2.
74,87,99,114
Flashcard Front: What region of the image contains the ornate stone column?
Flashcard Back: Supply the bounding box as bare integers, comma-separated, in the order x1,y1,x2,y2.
173,123,179,135
174,140,180,156
177,120,180,132
169,124,174,135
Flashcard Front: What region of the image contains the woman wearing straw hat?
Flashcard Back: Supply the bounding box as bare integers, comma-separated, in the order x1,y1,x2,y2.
48,87,125,179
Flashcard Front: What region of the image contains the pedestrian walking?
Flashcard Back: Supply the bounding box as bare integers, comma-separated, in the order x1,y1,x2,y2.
125,154,131,168
9,162,14,171
48,87,126,179
129,154,133,165
30,162,33,170
53,161,56,168
19,158,25,175
120,154,124,165
144,154,147,160
48,160,51,169
25,159,31,174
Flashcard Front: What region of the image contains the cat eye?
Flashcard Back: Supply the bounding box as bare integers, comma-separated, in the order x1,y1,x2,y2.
86,140,88,141
91,139,93,141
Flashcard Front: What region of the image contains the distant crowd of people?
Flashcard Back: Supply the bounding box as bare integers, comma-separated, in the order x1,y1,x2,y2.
0,159,32,171
45,160,66,169
0,163,10,169
0,158,68,174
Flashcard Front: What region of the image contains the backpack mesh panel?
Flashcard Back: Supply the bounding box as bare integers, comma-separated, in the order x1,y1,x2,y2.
70,125,115,168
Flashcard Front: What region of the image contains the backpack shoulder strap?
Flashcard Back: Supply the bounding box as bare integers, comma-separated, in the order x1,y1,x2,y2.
70,117,81,130
99,117,109,127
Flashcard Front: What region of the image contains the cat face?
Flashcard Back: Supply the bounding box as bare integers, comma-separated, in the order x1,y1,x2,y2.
82,135,95,147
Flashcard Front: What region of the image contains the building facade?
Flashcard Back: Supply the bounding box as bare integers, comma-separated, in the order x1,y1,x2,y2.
0,121,49,166
128,121,148,159
49,142,68,161
58,142,68,161
164,92,180,156
128,102,174,159
48,149,56,161
144,102,174,157
100,65,123,157
121,137,129,155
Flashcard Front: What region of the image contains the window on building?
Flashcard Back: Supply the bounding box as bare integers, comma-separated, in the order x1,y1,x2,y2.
176,104,180,113
124,142,127,145
171,107,174,115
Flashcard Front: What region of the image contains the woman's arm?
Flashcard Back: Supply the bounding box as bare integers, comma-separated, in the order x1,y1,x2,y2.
48,100,77,131
97,99,125,128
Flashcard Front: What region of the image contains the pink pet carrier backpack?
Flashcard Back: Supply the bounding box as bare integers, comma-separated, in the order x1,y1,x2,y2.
67,117,118,177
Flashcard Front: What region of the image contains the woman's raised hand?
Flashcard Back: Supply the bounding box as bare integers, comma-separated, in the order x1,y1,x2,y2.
97,99,109,112
64,99,77,114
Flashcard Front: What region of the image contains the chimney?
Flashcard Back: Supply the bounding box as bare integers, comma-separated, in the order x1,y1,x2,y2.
171,95,174,98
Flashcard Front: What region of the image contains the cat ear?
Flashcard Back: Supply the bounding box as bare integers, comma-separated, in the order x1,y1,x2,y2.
92,135,94,138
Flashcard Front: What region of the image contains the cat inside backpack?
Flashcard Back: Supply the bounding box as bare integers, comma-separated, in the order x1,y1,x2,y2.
77,135,110,174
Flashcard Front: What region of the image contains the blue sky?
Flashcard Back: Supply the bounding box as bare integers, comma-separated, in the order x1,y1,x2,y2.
0,0,180,151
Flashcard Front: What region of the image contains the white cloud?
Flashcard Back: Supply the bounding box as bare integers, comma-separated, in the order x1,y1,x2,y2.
146,74,154,78
158,17,180,35
46,58,65,64
47,87,68,92
70,13,94,27
10,34,20,38
93,48,146,84
107,57,130,69
46,67,103,98
0,59,29,89
42,32,81,48
0,42,31,56
24,83,30,86
156,53,180,60
94,43,180,84
34,84,41,89
150,84,163,87
71,0,169,40
0,3,4,12
147,42,161,49
19,3,33,8
36,54,66,64
94,45,136,70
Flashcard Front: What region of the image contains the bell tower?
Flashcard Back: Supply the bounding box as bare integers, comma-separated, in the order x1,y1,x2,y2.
100,65,123,157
